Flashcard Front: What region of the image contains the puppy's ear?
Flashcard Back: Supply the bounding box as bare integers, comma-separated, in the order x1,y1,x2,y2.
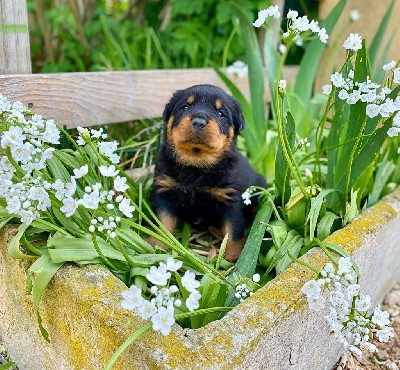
163,90,183,123
232,99,245,135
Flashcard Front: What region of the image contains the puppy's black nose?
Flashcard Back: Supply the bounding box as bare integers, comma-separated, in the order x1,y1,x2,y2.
192,117,207,130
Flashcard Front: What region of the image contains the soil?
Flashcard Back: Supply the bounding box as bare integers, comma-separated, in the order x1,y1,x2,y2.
333,282,400,370
1,283,399,370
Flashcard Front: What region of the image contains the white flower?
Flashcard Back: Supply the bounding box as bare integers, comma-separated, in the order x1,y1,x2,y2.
286,9,298,20
72,164,88,179
331,72,345,88
322,84,332,95
349,9,361,22
186,291,201,312
337,257,352,275
347,284,360,299
383,60,396,72
355,295,371,312
79,191,102,210
309,20,320,33
371,307,390,327
121,285,143,310
293,16,309,32
253,5,280,27
0,156,15,173
138,300,157,319
1,126,26,148
387,127,400,137
393,112,400,127
42,120,60,144
252,273,260,283
226,60,248,78
11,142,33,162
278,79,286,95
99,164,119,177
278,44,287,54
181,270,200,293
241,190,251,205
20,210,37,225
146,264,171,286
377,327,394,343
343,33,362,52
151,306,175,336
318,28,328,43
6,196,21,214
114,176,129,192
366,104,380,118
165,257,182,272
301,280,321,298
118,197,135,218
338,89,349,100
60,197,78,217
394,68,400,84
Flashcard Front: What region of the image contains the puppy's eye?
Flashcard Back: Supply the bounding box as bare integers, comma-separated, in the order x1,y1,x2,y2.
181,104,189,111
217,110,225,117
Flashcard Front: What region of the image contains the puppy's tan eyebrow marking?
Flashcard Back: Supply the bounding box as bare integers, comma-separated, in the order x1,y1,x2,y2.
215,99,222,110
187,95,195,104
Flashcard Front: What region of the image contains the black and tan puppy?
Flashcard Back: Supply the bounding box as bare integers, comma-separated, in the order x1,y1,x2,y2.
151,84,266,261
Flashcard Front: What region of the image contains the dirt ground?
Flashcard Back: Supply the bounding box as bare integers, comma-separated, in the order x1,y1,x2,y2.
333,282,400,370
1,283,399,370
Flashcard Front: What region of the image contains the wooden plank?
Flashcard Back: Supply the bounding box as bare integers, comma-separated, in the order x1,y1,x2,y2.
0,67,298,128
0,0,32,74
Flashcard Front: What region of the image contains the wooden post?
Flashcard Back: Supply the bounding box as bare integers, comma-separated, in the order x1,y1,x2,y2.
0,0,32,74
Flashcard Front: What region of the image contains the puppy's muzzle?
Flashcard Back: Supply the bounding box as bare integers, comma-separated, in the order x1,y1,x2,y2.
192,117,207,130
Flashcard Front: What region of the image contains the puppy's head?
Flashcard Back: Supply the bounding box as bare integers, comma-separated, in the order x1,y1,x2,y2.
163,84,245,167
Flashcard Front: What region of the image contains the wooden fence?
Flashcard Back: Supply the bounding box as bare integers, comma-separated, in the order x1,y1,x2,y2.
0,0,297,128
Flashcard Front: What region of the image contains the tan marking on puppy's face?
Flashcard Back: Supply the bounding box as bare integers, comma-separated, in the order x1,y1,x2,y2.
207,187,236,203
215,99,222,110
168,116,235,167
154,174,179,193
187,95,195,104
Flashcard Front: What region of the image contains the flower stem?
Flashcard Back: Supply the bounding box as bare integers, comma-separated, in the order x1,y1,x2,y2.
91,232,118,271
287,250,319,275
314,238,338,267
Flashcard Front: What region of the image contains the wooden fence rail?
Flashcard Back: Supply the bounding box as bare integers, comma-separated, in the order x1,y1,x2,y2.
0,67,298,128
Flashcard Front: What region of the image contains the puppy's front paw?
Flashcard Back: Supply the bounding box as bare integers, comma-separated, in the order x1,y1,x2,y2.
146,236,169,251
224,238,246,262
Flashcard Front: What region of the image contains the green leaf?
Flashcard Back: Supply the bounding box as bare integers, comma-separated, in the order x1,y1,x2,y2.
293,0,346,107
368,0,395,72
7,223,35,259
275,233,303,275
344,189,359,225
324,242,359,277
307,189,337,240
28,252,63,341
46,155,70,182
275,112,296,204
0,216,14,230
0,362,15,370
317,212,340,241
234,201,273,277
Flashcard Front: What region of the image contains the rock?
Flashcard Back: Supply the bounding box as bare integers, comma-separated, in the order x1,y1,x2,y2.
382,361,399,370
376,349,390,361
384,290,400,307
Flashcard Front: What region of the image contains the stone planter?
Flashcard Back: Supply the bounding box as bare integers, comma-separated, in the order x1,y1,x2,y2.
1,189,400,370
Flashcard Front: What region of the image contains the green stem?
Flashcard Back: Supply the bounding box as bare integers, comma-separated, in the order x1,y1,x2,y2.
104,306,233,370
115,235,135,266
344,116,368,206
287,251,319,275
91,232,118,270
222,21,239,68
314,238,338,267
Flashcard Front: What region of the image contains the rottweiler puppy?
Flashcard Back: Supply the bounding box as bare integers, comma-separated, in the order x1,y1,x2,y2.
151,84,266,261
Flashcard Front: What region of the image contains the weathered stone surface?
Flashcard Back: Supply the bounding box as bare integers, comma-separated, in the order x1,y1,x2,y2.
1,189,400,370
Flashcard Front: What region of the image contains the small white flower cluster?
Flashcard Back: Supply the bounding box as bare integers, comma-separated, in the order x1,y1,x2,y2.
349,9,361,22
234,274,260,302
278,79,287,95
283,9,328,45
322,65,400,142
343,33,363,52
0,96,61,223
77,126,120,164
252,5,280,27
121,258,201,336
298,137,311,148
241,187,255,205
301,257,394,356
89,215,121,238
226,60,248,78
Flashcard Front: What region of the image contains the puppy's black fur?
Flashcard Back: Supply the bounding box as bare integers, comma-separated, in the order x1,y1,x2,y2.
151,84,266,261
